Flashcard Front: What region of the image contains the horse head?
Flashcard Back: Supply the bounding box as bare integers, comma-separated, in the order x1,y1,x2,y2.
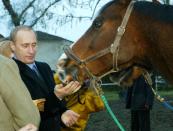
57,58,90,87
57,0,149,86
57,0,164,86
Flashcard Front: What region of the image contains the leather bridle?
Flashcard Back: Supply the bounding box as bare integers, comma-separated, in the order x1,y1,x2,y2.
64,1,136,95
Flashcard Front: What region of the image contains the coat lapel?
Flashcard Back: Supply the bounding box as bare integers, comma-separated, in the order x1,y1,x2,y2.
13,59,50,96
35,62,54,92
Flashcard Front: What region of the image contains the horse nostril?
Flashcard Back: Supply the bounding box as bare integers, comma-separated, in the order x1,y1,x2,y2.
58,72,65,81
61,75,73,85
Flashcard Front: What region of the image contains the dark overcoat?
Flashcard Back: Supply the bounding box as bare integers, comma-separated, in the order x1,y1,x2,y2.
14,59,67,131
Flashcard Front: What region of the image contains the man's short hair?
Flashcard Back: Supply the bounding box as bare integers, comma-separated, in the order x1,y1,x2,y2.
10,25,37,42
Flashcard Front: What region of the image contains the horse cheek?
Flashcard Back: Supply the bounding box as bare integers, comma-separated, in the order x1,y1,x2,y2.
118,45,134,64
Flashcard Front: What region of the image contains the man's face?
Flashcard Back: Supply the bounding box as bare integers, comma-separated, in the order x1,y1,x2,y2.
11,30,37,64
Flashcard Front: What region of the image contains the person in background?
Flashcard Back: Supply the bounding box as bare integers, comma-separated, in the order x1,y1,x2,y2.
10,25,81,131
0,40,14,57
54,70,105,131
0,55,40,131
125,66,154,131
55,58,105,131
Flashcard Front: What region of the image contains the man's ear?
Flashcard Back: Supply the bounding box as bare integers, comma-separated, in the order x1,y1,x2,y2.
10,42,15,52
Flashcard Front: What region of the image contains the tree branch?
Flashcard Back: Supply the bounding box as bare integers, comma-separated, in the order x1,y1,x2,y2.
30,0,61,27
91,0,101,19
19,0,36,20
2,0,20,26
59,15,92,19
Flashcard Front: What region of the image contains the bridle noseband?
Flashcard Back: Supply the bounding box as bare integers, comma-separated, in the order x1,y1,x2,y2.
64,1,136,95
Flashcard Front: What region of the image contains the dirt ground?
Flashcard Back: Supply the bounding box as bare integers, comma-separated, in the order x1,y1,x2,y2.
85,97,173,131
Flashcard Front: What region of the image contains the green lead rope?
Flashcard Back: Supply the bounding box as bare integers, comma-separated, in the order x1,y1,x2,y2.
100,95,125,131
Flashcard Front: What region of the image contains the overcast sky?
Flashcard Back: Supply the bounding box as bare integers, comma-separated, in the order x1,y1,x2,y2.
0,0,111,41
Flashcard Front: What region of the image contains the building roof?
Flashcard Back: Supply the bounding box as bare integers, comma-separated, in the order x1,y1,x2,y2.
0,34,4,41
36,31,73,42
0,34,4,38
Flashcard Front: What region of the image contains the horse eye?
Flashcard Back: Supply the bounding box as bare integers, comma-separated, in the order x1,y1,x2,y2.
93,19,103,29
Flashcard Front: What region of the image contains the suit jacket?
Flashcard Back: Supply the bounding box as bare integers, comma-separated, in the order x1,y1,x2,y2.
14,59,67,131
0,55,40,131
126,75,154,110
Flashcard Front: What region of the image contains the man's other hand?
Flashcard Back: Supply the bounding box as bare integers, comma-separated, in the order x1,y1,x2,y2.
61,110,80,127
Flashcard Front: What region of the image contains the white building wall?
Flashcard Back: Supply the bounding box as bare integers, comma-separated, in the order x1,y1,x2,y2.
36,40,72,70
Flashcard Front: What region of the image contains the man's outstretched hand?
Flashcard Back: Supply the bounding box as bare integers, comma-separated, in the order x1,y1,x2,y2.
54,81,81,100
61,110,80,127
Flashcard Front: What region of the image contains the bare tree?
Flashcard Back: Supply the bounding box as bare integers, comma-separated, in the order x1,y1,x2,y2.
1,0,101,28
2,0,61,27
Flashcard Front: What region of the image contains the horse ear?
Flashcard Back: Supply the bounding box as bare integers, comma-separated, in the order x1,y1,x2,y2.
120,0,132,5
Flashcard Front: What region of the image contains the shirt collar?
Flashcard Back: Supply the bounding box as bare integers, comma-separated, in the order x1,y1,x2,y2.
13,55,36,69
27,63,36,69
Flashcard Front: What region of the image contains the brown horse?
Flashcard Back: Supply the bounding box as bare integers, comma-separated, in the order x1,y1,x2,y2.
58,0,173,87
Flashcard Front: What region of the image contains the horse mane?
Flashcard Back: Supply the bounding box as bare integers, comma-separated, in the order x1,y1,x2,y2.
99,0,116,14
99,0,173,24
134,1,173,23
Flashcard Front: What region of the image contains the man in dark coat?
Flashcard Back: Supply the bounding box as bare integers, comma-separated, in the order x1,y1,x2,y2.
10,25,81,131
125,67,154,131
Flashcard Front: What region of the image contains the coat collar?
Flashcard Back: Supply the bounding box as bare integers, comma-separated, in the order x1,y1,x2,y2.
13,58,50,96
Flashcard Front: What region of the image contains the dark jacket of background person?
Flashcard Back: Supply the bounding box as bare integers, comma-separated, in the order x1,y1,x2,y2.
126,75,154,131
14,58,67,131
0,55,40,131
126,75,154,110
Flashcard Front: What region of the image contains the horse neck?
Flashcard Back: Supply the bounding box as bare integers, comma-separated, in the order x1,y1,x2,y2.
132,3,173,84
147,40,173,84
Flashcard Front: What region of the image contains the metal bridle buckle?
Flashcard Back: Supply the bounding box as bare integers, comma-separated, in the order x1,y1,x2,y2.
95,78,102,88
110,44,115,54
117,26,125,36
